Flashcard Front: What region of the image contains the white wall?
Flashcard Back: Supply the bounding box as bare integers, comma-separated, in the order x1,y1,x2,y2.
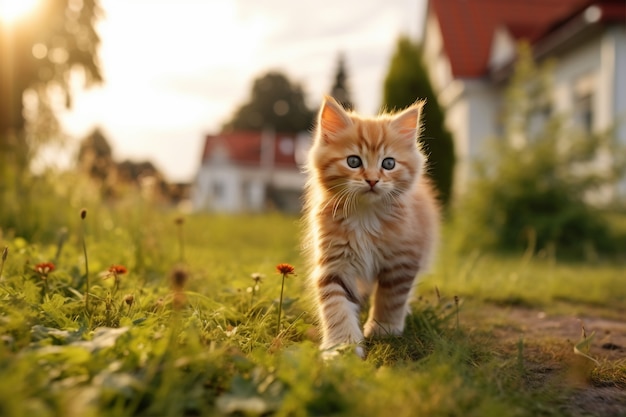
192,163,242,212
442,79,501,196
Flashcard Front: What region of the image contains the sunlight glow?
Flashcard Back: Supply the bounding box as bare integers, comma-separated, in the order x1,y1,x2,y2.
0,0,39,23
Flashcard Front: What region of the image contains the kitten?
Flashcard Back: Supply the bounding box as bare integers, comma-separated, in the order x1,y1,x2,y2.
303,96,439,357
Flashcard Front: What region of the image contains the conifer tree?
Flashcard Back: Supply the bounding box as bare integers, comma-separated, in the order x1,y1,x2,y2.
330,53,353,111
382,36,455,206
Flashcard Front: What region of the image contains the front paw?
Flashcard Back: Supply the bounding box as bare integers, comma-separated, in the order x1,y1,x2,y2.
320,343,366,360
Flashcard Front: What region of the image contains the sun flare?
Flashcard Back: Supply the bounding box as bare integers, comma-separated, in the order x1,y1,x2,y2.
0,0,39,24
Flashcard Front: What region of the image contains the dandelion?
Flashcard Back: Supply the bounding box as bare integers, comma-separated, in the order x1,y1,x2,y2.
249,272,264,304
275,263,295,335
104,264,128,294
251,272,264,285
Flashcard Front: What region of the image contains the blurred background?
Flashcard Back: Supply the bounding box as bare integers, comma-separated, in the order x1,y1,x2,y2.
1,0,625,256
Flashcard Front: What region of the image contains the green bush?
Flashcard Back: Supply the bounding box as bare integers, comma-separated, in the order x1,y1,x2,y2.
452,44,626,258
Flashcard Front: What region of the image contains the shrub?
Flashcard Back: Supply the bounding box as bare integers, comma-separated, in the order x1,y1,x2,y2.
452,44,626,257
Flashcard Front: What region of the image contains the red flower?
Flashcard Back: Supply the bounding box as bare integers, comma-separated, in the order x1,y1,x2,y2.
108,265,128,275
276,263,295,276
34,262,55,276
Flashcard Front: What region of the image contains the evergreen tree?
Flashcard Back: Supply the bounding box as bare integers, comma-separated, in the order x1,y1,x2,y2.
382,36,455,207
223,71,314,132
330,53,353,111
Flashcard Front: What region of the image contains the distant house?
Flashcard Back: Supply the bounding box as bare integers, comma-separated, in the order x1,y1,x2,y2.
422,0,626,198
192,130,310,213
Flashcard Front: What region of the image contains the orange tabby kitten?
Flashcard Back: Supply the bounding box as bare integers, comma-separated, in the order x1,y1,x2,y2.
303,96,439,357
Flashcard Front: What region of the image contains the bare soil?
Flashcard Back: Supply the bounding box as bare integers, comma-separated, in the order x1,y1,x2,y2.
464,304,626,417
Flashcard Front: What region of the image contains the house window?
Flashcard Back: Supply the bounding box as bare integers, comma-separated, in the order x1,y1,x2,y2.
573,73,595,133
575,93,593,133
212,182,224,199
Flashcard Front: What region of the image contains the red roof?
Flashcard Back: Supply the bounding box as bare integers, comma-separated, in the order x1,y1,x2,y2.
200,131,301,169
429,0,623,78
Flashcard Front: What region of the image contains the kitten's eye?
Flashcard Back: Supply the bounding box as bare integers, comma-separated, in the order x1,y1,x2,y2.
381,157,396,170
346,155,362,168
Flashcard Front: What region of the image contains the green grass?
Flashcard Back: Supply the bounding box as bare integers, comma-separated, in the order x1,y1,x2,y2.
0,206,624,417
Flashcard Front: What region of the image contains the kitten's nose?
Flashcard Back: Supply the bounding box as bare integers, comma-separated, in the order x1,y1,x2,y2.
365,179,379,188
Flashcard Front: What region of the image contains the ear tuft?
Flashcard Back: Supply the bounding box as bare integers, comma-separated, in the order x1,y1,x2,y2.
318,96,352,138
390,100,425,142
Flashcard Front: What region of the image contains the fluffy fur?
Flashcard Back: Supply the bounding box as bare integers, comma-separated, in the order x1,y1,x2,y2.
303,96,439,356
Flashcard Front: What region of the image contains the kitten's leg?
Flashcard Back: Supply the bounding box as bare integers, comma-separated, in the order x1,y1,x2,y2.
363,267,417,338
315,272,364,354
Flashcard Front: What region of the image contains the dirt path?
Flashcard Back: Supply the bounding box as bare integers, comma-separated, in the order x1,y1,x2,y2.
465,304,626,417
503,307,626,361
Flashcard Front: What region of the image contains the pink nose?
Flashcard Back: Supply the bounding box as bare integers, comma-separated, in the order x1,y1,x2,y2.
366,179,379,188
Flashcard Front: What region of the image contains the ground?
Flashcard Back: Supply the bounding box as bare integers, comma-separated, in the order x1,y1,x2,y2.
466,303,626,417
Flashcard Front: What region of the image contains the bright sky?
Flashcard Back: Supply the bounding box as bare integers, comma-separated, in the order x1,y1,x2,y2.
56,0,427,182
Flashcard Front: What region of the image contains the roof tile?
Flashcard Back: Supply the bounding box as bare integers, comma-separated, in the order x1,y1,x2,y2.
430,0,593,77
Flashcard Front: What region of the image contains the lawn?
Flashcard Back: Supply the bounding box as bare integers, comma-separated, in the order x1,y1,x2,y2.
0,206,624,417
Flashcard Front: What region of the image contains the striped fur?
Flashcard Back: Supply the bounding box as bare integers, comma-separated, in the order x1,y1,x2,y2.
303,97,439,355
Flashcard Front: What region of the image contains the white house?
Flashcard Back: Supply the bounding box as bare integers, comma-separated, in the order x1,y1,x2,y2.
192,130,310,213
422,0,626,198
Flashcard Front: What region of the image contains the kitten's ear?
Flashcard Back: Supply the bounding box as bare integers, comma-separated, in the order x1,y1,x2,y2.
390,100,425,142
318,96,352,140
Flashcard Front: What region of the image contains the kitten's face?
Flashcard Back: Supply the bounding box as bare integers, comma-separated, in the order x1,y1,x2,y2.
310,98,425,206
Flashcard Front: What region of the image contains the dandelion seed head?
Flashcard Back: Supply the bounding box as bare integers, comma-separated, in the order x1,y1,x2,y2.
251,272,264,284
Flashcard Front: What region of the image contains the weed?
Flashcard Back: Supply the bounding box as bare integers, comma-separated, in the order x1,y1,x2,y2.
0,208,624,416
275,263,295,335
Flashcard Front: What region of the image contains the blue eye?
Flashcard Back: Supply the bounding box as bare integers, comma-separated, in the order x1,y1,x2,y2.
347,155,362,168
382,157,396,170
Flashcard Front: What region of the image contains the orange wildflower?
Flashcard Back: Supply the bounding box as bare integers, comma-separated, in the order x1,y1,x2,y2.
275,263,295,336
108,265,128,275
35,262,55,276
276,263,295,276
